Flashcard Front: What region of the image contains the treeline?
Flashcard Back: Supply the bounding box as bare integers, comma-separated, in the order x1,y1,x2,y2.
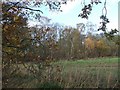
26,26,119,62
3,22,119,63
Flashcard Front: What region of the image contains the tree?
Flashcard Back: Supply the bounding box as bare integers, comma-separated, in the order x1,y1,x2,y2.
71,29,83,59
2,2,32,87
95,38,110,57
85,37,95,57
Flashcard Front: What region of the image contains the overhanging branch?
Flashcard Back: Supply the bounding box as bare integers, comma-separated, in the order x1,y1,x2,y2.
17,6,43,14
5,2,43,13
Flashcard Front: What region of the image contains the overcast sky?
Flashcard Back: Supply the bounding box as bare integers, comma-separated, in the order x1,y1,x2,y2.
29,0,119,31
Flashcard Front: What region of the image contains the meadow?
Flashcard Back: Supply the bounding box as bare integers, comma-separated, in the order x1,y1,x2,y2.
5,57,119,88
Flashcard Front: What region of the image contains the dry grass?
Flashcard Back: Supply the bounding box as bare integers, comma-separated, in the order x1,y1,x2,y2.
2,57,119,88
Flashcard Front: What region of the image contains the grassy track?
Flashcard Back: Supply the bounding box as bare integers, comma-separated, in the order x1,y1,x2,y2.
53,57,118,66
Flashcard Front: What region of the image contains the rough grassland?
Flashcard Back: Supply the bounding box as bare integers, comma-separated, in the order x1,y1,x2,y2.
6,57,119,88
49,57,119,88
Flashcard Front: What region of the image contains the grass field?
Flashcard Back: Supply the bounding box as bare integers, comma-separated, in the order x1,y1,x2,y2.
4,57,119,88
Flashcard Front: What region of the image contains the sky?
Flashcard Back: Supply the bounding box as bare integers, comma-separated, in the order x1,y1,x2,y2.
29,0,119,31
